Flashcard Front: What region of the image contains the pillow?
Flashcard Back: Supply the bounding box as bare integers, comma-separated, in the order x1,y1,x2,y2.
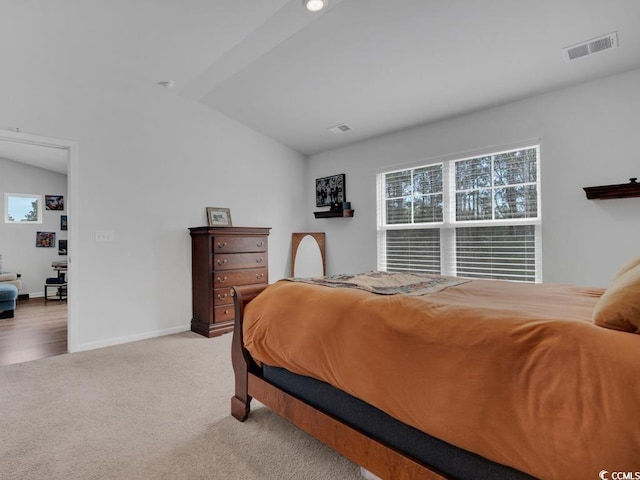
613,256,640,280
593,263,640,333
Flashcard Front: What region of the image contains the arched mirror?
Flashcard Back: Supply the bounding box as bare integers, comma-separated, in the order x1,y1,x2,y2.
291,232,326,278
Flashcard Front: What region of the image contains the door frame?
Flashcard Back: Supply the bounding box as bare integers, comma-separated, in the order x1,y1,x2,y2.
0,129,79,353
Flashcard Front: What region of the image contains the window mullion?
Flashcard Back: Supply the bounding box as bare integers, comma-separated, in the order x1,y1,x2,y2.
443,161,454,225
440,161,455,275
410,170,415,224
490,154,496,221
441,227,456,276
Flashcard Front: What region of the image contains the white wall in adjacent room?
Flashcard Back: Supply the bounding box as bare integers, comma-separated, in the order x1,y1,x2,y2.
306,68,640,288
0,158,68,295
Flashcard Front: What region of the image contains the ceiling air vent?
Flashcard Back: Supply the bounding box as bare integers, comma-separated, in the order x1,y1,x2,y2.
328,123,352,134
563,32,618,61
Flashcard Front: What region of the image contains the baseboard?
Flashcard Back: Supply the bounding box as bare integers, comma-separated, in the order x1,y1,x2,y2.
74,325,191,353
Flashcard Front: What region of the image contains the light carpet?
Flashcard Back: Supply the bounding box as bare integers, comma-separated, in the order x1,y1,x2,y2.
0,331,362,479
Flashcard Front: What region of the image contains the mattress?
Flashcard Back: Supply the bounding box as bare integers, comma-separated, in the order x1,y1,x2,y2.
263,364,535,480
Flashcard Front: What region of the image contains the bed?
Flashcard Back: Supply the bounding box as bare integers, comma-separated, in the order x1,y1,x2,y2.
230,267,640,480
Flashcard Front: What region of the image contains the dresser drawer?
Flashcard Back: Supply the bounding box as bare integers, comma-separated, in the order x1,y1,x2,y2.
213,287,233,306
214,304,234,323
213,236,268,253
214,252,267,271
212,268,267,287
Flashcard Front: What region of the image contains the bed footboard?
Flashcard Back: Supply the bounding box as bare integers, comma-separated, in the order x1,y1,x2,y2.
230,284,267,421
229,283,447,480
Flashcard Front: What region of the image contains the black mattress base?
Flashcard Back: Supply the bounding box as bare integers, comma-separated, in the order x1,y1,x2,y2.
263,365,535,480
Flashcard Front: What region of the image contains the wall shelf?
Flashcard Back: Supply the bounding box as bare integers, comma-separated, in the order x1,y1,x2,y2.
314,209,354,219
583,178,640,200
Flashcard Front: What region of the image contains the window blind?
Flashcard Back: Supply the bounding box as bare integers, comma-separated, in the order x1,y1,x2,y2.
455,225,536,282
383,229,441,274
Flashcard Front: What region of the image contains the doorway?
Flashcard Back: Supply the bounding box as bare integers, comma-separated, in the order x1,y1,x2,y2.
0,129,78,363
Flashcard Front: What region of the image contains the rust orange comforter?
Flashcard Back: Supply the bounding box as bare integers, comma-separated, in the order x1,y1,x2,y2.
243,279,640,480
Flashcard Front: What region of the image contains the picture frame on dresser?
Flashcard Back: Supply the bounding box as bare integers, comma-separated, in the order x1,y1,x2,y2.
206,207,232,227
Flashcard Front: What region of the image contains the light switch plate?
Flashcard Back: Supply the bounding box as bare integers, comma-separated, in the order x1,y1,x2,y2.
95,230,114,242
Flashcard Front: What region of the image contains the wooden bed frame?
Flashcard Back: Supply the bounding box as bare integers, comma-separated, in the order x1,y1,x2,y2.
230,284,448,480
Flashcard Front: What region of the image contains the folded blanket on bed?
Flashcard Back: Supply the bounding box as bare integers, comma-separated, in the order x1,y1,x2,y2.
286,271,469,295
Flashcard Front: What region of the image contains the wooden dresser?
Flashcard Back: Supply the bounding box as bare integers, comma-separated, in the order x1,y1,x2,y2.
189,226,271,337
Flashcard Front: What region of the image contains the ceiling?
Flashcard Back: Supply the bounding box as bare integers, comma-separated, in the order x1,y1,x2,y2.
2,0,640,169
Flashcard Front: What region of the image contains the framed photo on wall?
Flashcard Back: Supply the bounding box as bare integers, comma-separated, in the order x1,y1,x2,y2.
45,195,64,211
206,207,232,227
61,215,68,231
316,173,346,208
36,232,56,247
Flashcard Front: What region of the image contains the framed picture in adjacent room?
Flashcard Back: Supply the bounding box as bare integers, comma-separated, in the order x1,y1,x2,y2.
36,232,56,247
61,215,68,231
206,207,232,227
45,195,64,210
58,240,67,255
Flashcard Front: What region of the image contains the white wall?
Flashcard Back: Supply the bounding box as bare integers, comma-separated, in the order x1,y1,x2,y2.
1,83,307,351
0,158,68,294
306,68,640,288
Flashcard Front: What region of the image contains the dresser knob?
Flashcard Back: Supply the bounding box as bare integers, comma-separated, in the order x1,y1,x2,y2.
217,241,227,249
256,241,264,247
217,293,228,300
224,310,229,315
217,259,228,265
217,276,228,283
256,273,264,280
256,257,263,263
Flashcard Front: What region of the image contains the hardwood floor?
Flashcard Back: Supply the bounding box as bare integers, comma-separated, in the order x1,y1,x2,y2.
0,297,67,367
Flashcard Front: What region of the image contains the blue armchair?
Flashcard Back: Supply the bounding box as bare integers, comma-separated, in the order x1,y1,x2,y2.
0,284,18,319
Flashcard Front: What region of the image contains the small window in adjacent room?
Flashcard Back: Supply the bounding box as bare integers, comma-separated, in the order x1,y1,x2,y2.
4,193,43,224
377,144,541,283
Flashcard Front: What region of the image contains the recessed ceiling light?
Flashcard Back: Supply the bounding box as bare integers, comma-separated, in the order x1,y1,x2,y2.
303,0,326,12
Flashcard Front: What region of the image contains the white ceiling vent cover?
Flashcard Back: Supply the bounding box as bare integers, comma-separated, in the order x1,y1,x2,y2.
563,32,618,61
328,123,352,134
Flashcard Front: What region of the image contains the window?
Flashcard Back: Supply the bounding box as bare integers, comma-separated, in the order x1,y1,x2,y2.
377,145,541,282
4,193,43,224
